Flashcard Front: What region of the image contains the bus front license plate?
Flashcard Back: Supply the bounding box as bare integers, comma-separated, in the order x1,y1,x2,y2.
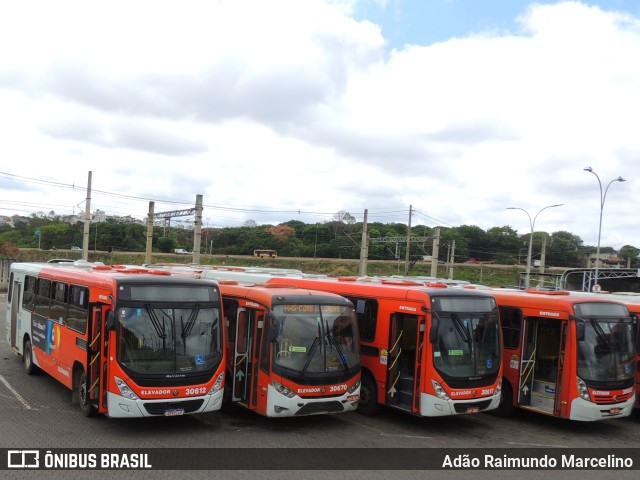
164,409,185,417
466,406,480,414
609,408,622,415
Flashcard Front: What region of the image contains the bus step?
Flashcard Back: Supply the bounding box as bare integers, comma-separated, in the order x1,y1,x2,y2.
530,392,554,410
398,376,414,389
532,381,556,397
396,389,414,405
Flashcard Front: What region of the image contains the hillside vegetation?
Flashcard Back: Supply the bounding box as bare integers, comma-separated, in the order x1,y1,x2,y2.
14,249,566,288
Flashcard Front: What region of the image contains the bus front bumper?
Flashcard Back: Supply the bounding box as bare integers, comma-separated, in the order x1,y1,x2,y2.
569,395,635,421
106,390,223,418
420,391,501,417
266,385,360,417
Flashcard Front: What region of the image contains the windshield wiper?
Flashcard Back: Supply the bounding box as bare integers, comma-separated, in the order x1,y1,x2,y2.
145,305,168,351
179,305,201,355
301,321,323,375
325,320,349,374
451,313,472,344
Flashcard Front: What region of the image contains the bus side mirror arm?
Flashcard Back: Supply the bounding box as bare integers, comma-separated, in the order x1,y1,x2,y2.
429,317,440,344
105,311,116,331
575,321,585,342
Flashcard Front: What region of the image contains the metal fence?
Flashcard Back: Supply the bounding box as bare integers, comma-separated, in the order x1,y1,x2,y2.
0,259,14,292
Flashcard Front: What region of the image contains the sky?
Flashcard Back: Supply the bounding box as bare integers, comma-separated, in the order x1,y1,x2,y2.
0,0,639,250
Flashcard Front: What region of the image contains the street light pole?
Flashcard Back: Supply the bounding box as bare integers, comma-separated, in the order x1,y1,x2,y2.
583,167,626,291
506,204,563,288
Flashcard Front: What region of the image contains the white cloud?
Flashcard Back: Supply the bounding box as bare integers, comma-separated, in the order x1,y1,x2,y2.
0,1,639,251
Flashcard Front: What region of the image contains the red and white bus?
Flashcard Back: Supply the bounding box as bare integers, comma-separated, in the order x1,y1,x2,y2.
175,268,504,417
488,288,636,420
568,291,640,410
212,280,360,417
6,261,226,418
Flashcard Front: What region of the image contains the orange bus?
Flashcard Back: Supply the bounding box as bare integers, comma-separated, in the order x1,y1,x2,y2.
488,289,636,420
185,268,503,417
212,280,360,417
568,291,640,410
6,261,226,418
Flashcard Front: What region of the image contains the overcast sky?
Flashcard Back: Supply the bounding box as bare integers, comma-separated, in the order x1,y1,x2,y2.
1,0,639,250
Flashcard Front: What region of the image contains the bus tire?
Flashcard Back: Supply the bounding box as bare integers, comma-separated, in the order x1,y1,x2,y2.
357,373,381,416
78,371,97,417
491,380,514,417
23,339,39,375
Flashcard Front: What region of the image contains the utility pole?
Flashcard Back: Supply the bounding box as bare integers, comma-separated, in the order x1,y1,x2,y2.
404,205,412,276
358,209,368,276
81,171,92,261
145,201,154,264
193,195,203,264
538,235,547,287
431,227,440,277
448,240,456,279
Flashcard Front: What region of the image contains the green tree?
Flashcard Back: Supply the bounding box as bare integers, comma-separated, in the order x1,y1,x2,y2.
618,245,640,268
547,231,583,267
157,237,175,253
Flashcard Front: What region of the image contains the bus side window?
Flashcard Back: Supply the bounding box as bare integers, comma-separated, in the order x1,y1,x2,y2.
223,299,239,343
67,285,89,333
34,278,52,319
51,281,68,324
348,297,378,342
7,272,13,303
23,275,37,310
499,306,522,350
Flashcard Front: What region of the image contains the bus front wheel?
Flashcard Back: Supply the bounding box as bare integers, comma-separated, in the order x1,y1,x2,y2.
357,373,381,416
23,339,39,375
77,371,97,417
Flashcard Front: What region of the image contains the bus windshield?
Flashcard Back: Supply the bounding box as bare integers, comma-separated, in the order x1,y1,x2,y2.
116,306,223,375
431,296,501,379
574,303,635,384
272,304,359,374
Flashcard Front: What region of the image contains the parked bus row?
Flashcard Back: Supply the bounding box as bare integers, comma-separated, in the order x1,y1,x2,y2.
147,264,638,422
5,261,359,418
6,260,638,423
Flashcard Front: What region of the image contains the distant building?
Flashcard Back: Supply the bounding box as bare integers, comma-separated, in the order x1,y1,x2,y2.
586,252,625,269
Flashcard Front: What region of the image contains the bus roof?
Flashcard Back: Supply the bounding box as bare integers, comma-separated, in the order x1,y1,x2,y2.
488,287,632,311
10,261,219,289
216,281,353,307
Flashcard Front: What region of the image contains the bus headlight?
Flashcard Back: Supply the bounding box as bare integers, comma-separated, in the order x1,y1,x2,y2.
495,377,502,395
431,380,450,401
272,381,296,398
209,372,224,395
114,376,139,400
577,377,590,401
347,380,360,394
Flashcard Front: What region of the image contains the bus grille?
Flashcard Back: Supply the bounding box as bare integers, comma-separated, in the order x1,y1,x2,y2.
453,400,492,414
143,399,204,415
593,391,634,405
295,401,345,416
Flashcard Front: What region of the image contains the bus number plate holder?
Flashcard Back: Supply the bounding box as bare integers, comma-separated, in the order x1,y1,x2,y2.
164,409,185,417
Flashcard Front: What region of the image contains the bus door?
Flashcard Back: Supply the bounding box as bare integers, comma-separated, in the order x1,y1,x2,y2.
232,308,262,409
87,304,111,412
9,278,20,350
386,313,423,412
519,316,563,413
